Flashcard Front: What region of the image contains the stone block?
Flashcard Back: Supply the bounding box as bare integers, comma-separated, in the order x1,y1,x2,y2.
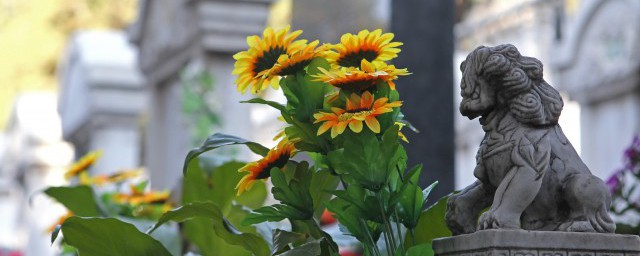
433,230,640,256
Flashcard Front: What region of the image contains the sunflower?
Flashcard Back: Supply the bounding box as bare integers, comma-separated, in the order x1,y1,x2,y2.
65,150,102,180
236,140,296,195
114,185,170,205
324,29,402,68
233,26,308,94
263,40,321,77
313,59,409,92
79,169,143,186
313,91,402,138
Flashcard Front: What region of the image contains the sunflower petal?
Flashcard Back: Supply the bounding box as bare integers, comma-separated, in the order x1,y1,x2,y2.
349,120,363,133
365,117,381,133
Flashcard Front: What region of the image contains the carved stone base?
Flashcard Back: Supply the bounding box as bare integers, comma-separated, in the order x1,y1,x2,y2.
432,230,640,256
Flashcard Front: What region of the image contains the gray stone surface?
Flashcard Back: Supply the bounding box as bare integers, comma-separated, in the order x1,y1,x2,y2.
447,44,616,235
433,229,640,256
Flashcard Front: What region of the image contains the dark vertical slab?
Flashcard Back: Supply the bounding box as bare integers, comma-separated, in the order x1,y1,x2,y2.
391,0,455,199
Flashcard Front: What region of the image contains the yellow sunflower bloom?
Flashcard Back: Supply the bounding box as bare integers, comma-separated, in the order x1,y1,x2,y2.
313,59,409,92
236,140,296,195
263,40,320,77
79,168,143,186
114,185,170,206
313,91,402,138
233,26,308,94
325,29,403,68
65,150,102,180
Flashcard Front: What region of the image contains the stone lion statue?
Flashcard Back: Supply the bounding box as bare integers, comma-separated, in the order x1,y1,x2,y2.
447,44,615,235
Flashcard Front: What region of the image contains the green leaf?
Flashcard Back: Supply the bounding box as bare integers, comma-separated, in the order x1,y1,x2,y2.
309,169,340,219
244,165,315,225
50,225,61,244
272,229,308,255
422,181,438,206
405,195,452,248
43,186,102,216
277,238,322,256
182,159,266,256
183,133,269,174
61,216,171,256
405,243,434,256
149,201,269,256
328,130,401,191
305,57,330,76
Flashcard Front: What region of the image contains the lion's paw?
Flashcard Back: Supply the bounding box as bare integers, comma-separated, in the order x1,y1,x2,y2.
477,210,520,230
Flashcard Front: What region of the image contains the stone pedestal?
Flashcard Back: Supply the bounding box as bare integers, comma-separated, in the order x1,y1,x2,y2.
433,230,640,256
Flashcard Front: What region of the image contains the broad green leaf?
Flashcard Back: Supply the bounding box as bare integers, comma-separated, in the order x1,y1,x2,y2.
43,186,102,216
244,165,314,225
61,217,171,256
405,195,452,248
405,243,434,256
182,159,266,256
328,130,401,191
272,229,308,255
305,57,330,76
309,169,340,219
183,133,269,174
277,238,322,256
149,201,269,256
422,181,438,206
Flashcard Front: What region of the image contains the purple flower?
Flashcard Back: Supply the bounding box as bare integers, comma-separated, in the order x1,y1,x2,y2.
623,135,640,171
605,169,622,194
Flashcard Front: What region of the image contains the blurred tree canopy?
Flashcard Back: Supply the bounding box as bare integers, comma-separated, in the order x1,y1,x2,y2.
0,0,137,130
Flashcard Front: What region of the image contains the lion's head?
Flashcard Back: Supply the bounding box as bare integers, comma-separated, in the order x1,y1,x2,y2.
459,44,564,126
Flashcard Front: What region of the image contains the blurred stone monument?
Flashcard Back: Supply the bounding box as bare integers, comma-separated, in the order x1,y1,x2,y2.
3,93,73,255
552,0,640,178
58,31,146,175
433,44,640,256
129,0,275,190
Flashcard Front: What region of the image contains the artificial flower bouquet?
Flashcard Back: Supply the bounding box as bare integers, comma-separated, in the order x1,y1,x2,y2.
46,26,447,256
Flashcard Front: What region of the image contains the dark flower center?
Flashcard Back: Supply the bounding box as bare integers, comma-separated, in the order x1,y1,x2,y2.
334,77,377,92
277,59,313,76
253,46,287,74
255,152,290,179
337,49,379,68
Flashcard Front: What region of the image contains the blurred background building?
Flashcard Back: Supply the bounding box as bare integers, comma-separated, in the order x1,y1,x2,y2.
0,0,638,254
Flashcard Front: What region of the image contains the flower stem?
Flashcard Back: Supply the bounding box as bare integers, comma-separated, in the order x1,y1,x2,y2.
409,228,417,246
376,193,396,254
360,219,381,256
393,208,405,253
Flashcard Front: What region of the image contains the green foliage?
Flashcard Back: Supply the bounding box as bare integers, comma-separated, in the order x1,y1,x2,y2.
405,195,452,248
183,133,270,174
328,126,405,191
244,164,314,224
55,216,171,256
43,186,103,216
272,229,309,255
149,201,270,256
182,159,267,256
396,164,438,229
